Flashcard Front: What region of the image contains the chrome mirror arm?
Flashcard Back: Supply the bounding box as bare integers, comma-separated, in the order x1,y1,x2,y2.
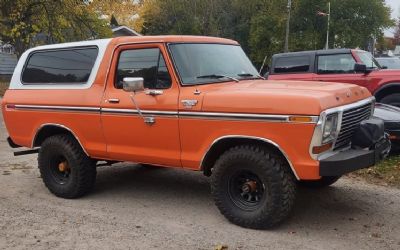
129,92,155,125
129,92,144,118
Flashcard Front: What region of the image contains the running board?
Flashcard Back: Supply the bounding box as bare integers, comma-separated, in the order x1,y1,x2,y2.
13,149,40,156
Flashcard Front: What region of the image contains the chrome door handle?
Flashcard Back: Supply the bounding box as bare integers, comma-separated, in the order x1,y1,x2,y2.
145,90,163,96
108,98,120,104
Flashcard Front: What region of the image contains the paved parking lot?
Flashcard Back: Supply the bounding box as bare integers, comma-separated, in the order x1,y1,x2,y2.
0,109,400,249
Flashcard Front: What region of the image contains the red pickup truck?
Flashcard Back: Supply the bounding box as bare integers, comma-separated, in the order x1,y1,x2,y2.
267,49,400,107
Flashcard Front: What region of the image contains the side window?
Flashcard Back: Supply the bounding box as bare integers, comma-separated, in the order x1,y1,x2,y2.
274,56,310,73
22,47,98,84
317,54,356,74
116,48,172,89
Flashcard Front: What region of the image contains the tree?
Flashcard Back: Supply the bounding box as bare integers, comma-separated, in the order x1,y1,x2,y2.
0,0,111,56
136,0,394,65
87,0,140,31
288,0,328,51
138,0,226,35
247,0,287,64
329,0,393,49
137,0,263,54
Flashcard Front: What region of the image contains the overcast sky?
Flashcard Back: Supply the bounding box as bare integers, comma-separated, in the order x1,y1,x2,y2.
385,0,399,37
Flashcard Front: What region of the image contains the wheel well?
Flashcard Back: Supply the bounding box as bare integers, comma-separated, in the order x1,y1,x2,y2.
201,137,294,178
33,125,80,148
374,83,400,102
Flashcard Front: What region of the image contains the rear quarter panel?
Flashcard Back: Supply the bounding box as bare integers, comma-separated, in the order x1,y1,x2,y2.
1,39,115,158
2,87,106,158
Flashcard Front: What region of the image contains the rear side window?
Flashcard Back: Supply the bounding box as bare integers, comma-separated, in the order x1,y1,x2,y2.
274,56,310,73
116,48,171,89
317,54,356,74
22,47,98,84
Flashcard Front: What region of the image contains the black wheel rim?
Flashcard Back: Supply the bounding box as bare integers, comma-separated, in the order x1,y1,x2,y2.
228,170,265,211
49,155,71,185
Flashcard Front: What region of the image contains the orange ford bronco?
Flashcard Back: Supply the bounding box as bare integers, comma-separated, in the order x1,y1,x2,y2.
1,36,391,229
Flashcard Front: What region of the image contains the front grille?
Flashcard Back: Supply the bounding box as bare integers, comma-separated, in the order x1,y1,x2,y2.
333,101,374,150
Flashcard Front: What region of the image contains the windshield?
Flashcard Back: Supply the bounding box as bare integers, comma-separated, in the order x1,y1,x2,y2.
356,51,381,69
169,43,260,85
376,58,400,70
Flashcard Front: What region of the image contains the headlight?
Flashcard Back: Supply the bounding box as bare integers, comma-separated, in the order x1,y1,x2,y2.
322,113,339,144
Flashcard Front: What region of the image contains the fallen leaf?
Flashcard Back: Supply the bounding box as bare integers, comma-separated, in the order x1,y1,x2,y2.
215,245,228,250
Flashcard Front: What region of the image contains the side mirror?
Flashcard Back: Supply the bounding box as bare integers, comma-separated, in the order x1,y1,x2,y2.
354,63,367,73
122,77,145,92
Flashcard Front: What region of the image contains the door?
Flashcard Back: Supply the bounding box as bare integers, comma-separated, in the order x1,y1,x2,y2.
314,53,368,87
101,43,181,167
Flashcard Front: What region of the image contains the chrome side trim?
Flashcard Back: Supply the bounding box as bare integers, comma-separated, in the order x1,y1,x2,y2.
200,135,299,180
13,104,100,113
179,111,289,122
32,123,90,156
9,104,318,123
180,111,318,123
101,108,178,117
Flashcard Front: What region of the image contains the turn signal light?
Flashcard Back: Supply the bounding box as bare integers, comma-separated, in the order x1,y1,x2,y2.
312,143,333,154
289,116,313,123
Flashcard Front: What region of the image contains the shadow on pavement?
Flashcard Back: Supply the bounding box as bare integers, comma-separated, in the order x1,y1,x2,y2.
91,163,372,230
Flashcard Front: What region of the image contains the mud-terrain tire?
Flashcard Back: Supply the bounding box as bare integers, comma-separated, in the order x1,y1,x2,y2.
298,176,340,188
211,145,296,229
38,135,97,198
380,93,400,107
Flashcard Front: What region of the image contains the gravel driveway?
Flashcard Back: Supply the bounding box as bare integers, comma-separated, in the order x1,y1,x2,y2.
0,107,399,250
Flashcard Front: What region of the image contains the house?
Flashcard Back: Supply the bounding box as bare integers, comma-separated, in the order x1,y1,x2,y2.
0,42,18,76
111,25,141,37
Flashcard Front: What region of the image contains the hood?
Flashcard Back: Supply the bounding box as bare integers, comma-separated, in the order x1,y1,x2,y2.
369,69,400,77
199,80,371,115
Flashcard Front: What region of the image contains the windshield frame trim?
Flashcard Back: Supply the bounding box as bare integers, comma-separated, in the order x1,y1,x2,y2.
166,42,254,86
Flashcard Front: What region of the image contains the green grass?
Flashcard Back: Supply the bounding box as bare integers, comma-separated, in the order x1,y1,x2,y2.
351,155,400,188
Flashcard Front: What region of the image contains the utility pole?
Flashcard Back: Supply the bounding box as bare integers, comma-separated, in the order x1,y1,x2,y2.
284,0,292,52
325,2,331,50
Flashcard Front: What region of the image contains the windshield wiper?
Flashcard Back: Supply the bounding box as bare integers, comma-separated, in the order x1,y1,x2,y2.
197,74,239,82
237,73,265,80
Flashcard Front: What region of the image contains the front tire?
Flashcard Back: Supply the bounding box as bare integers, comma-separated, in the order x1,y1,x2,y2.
38,135,97,198
380,93,400,107
211,145,296,229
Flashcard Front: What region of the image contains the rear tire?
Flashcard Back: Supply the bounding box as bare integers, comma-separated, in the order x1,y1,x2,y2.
298,176,340,188
380,93,400,107
211,145,296,229
38,135,97,198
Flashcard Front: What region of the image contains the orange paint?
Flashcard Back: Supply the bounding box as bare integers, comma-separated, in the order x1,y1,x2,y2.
1,36,373,180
